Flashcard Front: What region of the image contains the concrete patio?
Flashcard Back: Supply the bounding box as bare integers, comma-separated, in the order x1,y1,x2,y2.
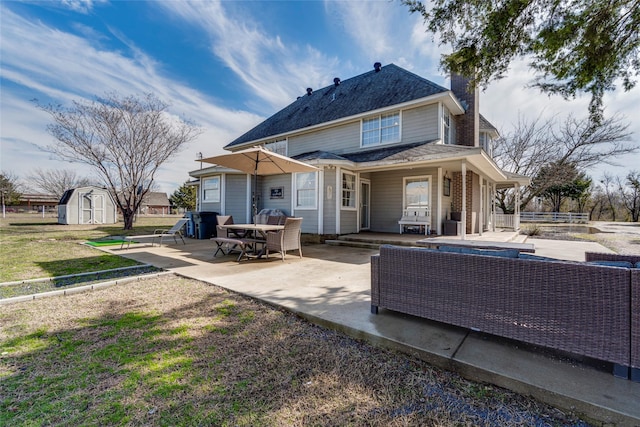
106,234,640,426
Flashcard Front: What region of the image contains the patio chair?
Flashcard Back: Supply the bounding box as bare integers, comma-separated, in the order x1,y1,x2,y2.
266,215,287,225
121,218,189,249
265,217,303,261
212,215,254,259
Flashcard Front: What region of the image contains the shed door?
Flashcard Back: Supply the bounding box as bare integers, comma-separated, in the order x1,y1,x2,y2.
80,193,105,224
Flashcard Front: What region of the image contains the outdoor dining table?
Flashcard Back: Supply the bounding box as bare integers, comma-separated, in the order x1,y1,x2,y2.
218,223,284,258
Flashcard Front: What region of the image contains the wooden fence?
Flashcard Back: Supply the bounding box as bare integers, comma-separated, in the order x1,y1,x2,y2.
520,212,589,223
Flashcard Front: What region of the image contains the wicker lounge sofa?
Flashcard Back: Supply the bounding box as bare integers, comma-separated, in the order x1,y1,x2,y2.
371,245,640,381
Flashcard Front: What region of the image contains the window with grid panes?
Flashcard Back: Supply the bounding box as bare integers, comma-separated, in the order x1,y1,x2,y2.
362,112,400,147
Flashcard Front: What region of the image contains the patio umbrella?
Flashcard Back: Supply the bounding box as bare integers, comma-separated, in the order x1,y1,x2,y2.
200,146,318,222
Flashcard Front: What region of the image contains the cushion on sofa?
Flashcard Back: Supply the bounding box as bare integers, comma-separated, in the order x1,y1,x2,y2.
437,245,520,258
588,260,634,268
518,253,558,262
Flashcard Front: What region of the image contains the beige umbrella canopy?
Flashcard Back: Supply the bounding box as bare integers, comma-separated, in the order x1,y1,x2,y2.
200,146,318,221
201,146,317,175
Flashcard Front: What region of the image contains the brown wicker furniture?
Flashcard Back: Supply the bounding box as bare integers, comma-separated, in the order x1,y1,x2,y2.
371,245,640,381
585,252,640,264
213,221,284,261
266,217,303,261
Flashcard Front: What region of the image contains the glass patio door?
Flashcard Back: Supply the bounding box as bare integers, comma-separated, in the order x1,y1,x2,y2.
360,180,370,230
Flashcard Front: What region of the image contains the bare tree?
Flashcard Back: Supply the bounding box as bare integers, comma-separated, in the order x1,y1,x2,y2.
600,173,620,221
617,171,640,222
494,113,635,213
36,93,202,229
27,168,94,199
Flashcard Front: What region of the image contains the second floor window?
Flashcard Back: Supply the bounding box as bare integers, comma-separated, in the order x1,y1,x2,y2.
264,139,287,156
362,112,400,147
442,107,451,145
480,132,492,156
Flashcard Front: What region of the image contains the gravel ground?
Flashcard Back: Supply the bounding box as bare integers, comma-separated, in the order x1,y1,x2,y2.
0,265,164,299
527,221,640,254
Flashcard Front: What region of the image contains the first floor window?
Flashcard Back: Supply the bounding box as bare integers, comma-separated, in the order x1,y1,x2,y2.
295,172,316,209
342,172,356,208
404,176,430,208
203,176,220,202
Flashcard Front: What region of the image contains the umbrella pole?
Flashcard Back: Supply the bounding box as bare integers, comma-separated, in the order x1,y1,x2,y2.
252,171,258,223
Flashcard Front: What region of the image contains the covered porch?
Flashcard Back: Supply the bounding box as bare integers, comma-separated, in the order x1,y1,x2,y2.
332,144,530,239
324,228,527,250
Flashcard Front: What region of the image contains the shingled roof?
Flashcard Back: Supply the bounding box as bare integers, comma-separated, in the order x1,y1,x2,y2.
225,63,449,148
293,140,471,164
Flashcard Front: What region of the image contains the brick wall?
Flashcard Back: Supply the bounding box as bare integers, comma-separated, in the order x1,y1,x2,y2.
452,171,476,233
451,74,479,148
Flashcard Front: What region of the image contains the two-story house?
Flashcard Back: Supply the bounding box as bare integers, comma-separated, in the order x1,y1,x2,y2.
189,63,529,238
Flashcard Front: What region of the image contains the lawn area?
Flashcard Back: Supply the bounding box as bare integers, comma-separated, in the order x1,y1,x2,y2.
0,214,179,283
0,274,589,426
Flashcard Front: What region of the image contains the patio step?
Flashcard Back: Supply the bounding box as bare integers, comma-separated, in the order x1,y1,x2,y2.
326,235,418,250
325,240,381,249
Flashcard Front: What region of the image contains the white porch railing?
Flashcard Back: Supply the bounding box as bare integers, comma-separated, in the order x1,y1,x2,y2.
520,212,589,223
494,213,519,230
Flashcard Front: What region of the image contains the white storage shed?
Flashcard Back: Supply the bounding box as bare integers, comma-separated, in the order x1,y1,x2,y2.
58,186,117,225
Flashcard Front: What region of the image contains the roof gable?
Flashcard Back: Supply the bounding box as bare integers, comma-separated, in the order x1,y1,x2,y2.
143,192,170,207
226,64,449,148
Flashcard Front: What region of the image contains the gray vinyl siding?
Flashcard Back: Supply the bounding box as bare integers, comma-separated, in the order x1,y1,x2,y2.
402,104,439,143
292,209,318,234
199,200,222,215
288,122,360,156
288,103,440,157
340,210,358,234
224,174,249,222
369,168,438,233
259,174,292,216
323,168,337,234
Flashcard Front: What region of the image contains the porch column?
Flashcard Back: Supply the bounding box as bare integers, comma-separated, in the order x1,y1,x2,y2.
515,183,521,231
436,167,443,235
491,183,496,232
461,162,467,240
479,176,484,236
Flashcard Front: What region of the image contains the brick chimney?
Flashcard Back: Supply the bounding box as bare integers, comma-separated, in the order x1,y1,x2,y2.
451,74,479,147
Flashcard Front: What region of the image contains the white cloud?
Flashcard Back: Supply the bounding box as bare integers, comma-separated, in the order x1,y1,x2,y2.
324,1,394,60
60,0,107,14
0,5,261,193
155,1,341,113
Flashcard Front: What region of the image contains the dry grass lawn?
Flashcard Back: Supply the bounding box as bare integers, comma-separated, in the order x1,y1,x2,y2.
1,275,589,426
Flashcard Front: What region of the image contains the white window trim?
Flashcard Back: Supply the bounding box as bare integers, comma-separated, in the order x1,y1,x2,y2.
202,176,221,203
402,175,432,209
442,105,451,145
341,171,357,211
360,111,402,147
294,171,318,210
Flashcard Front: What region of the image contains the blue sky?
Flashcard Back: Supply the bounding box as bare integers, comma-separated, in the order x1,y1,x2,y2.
1,0,638,195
